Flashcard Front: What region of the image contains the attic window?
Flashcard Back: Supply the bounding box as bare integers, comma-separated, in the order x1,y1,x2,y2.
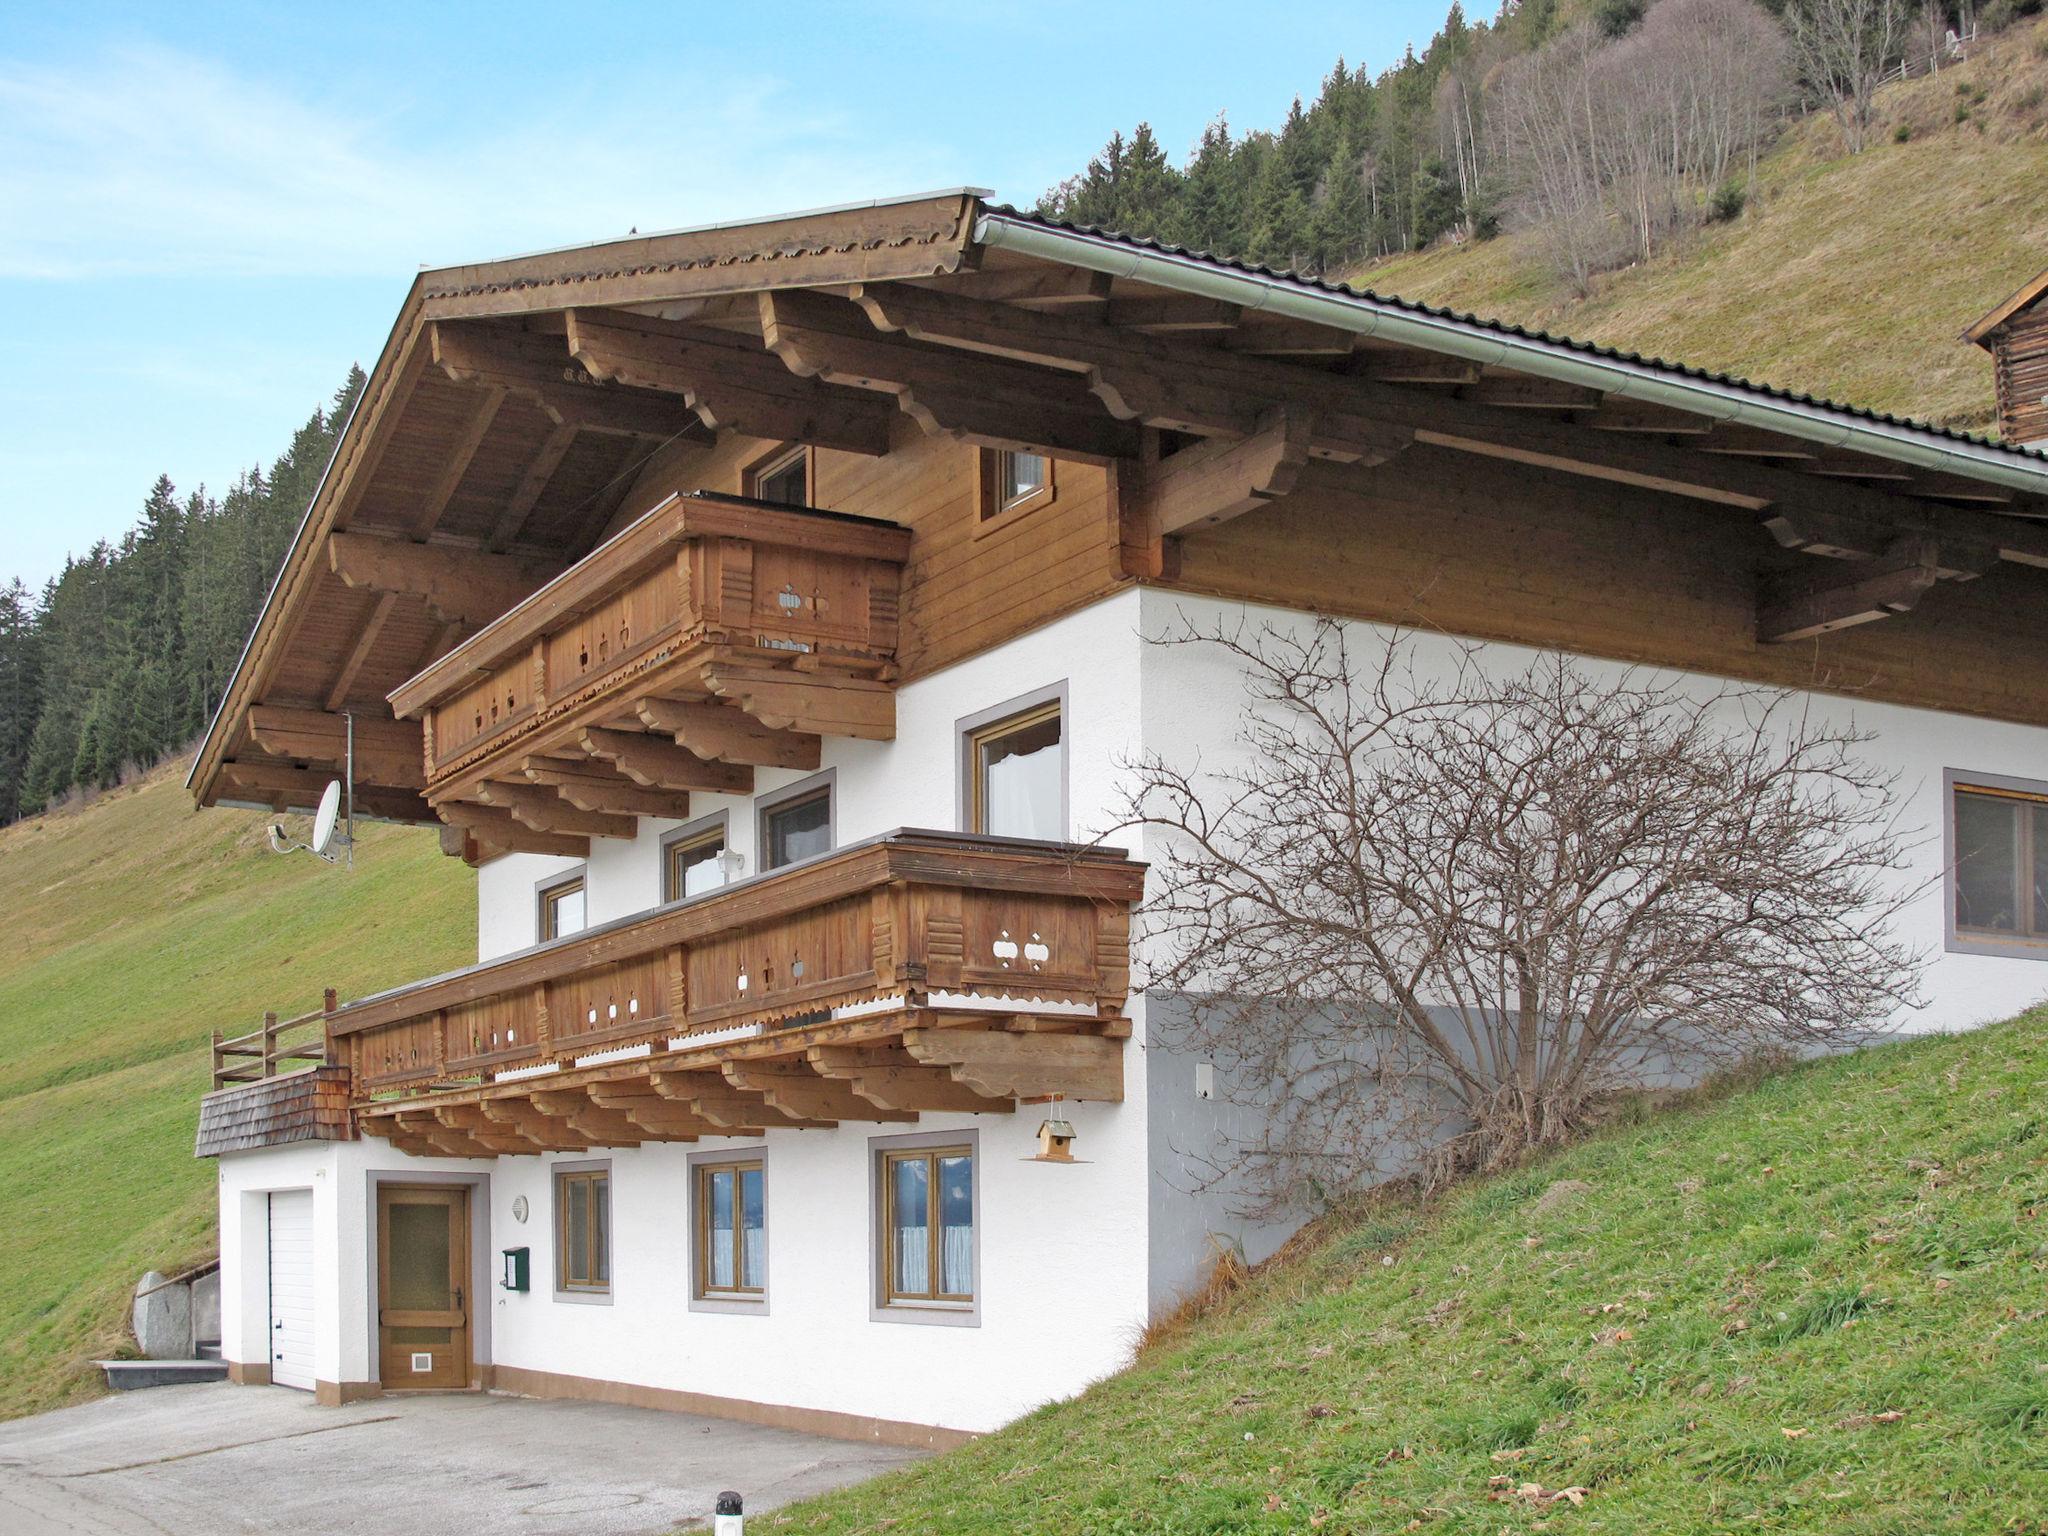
748,446,811,508
977,448,1054,529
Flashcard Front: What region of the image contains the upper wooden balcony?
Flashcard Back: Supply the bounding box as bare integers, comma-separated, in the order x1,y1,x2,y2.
387,491,913,860
292,830,1145,1158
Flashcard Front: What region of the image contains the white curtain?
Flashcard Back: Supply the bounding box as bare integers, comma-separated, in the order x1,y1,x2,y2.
986,743,1060,839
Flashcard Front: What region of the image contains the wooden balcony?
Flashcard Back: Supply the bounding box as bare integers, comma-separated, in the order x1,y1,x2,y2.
313,831,1143,1158
387,491,913,861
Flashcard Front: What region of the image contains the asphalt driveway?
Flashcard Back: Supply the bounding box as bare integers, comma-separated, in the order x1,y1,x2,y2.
0,1382,925,1535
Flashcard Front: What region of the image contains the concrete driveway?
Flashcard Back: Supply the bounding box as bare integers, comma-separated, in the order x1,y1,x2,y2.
0,1383,925,1535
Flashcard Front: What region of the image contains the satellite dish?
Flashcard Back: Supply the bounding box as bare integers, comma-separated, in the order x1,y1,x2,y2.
311,780,343,855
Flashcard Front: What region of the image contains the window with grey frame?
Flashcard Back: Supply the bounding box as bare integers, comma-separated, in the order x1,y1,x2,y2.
759,780,832,871
538,872,587,942
663,819,728,904
965,697,1064,841
1951,775,2048,955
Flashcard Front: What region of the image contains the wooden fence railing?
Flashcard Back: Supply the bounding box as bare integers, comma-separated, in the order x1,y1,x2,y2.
209,989,336,1090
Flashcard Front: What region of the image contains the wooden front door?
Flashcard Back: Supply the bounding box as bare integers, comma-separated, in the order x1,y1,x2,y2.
376,1185,470,1390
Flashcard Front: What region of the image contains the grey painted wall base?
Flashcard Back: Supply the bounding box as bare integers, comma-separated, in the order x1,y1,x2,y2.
97,1360,231,1391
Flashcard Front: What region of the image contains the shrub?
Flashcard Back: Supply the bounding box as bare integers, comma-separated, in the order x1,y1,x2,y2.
1708,178,1748,222
1894,122,1913,143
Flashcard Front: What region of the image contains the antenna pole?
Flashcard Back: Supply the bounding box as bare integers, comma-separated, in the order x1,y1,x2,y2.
343,710,356,871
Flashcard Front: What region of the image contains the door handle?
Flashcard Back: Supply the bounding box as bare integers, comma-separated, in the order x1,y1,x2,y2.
453,1285,464,1314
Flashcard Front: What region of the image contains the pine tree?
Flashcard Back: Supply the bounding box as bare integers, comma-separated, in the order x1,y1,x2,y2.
0,579,42,822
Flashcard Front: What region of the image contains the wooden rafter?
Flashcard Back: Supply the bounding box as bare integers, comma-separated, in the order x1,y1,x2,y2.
901,1027,1124,1102
408,385,506,540
472,780,636,839
327,530,556,629
436,799,590,858
245,705,423,788
807,1043,1014,1114
563,307,894,456
521,753,695,819
758,288,1141,465
720,1060,917,1123
430,321,702,440
631,698,821,769
578,726,755,793
488,422,579,551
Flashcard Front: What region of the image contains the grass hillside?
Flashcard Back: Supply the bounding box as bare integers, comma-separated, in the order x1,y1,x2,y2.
761,1009,2048,1533
1352,15,2048,437
0,760,471,1420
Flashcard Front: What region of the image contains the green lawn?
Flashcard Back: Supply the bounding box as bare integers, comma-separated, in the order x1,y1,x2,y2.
1352,14,2048,437
758,1009,2048,1533
0,759,472,1420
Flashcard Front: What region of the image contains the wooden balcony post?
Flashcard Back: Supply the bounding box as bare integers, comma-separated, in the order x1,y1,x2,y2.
261,1011,280,1079
209,1030,224,1091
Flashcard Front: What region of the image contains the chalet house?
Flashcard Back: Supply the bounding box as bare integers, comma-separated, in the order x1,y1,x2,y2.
190,191,2048,1444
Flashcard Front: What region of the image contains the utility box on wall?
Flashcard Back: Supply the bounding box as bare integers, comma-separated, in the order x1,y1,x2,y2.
500,1247,530,1293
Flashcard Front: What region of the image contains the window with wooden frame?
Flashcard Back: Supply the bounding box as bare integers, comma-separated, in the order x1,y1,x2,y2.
976,447,1054,528
965,696,1064,840
746,444,812,508
693,1160,765,1301
538,872,587,942
1950,773,2048,957
663,823,727,904
879,1145,975,1307
554,1166,610,1295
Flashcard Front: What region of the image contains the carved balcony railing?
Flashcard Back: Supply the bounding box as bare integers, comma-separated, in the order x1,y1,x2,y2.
318,832,1144,1157
386,491,913,858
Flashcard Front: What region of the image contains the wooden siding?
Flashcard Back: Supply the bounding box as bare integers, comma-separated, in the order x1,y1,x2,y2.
1992,306,2048,448
618,422,1126,682
1170,447,2048,728
195,1066,353,1158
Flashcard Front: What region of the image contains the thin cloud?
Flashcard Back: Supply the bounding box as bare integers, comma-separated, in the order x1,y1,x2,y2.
0,44,963,279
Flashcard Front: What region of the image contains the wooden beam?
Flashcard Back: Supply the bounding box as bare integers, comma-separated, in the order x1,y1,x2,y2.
1105,296,1243,332
940,265,1111,308
391,1110,493,1158
563,308,894,456
435,800,591,858
473,780,637,839
700,663,896,740
1463,376,1605,411
1758,537,1948,643
901,1028,1124,1102
521,753,696,818
430,321,702,440
245,705,423,787
808,1044,1014,1114
1133,404,1316,537
408,386,505,540
1222,317,1360,357
720,1060,916,1122
325,591,397,712
583,1082,730,1138
476,1096,592,1151
853,283,1410,466
758,289,1141,465
578,725,755,792
218,762,424,822
632,698,821,769
431,1103,551,1153
1357,351,1481,385
648,1070,817,1129
327,531,556,628
488,423,579,551
529,1089,648,1147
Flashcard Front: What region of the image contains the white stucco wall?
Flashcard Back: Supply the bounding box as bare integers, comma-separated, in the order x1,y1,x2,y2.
1136,589,2048,1035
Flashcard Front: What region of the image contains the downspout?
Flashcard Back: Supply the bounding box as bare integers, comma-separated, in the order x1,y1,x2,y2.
973,213,2048,499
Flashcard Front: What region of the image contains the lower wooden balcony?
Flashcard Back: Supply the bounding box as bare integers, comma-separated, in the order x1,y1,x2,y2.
322,830,1144,1157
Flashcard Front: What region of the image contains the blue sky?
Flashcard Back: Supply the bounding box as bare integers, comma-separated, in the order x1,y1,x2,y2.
0,1,1453,592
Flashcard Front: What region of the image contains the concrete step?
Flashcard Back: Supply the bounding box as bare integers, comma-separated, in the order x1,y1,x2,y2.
195,1341,222,1361
96,1359,230,1391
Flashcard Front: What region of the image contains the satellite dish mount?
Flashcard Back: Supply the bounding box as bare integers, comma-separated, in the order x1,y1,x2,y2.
266,712,356,869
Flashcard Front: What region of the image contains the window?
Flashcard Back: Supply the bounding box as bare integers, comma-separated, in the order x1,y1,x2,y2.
977,448,1054,526
538,872,586,942
1951,774,2048,956
747,445,811,508
663,821,727,903
555,1166,610,1295
694,1160,765,1300
880,1145,975,1307
759,775,833,871
965,696,1064,840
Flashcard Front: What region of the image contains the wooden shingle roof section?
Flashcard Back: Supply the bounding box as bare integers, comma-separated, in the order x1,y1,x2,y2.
194,1066,353,1159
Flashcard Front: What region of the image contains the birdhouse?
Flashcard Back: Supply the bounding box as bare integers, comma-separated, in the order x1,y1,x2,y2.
1032,1115,1077,1163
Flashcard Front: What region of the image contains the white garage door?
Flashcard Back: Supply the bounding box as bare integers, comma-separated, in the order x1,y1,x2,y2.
267,1190,315,1392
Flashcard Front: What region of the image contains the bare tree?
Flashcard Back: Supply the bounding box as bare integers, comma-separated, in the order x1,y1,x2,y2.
1785,0,1914,152
1122,619,1923,1216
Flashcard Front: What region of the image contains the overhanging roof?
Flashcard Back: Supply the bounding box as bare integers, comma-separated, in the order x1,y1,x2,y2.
1964,265,2048,347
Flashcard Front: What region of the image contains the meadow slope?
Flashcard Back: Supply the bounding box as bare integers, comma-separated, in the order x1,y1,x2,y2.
0,760,471,1420
1351,15,2048,437
758,1010,2048,1534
